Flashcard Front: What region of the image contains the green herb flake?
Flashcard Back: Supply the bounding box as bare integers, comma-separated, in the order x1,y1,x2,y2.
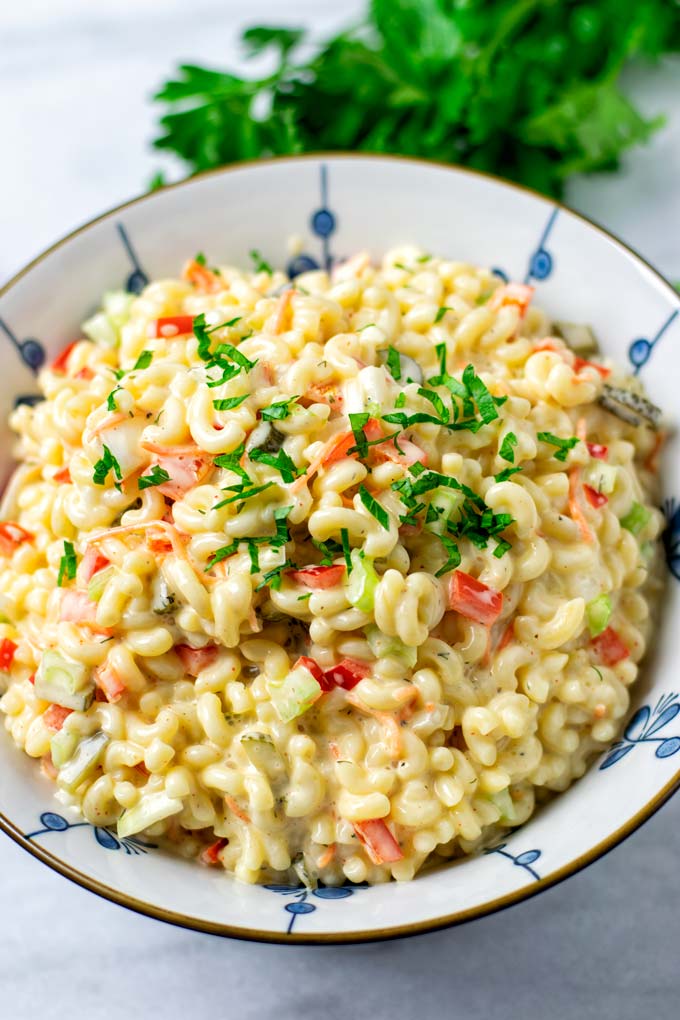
213,394,250,411
250,249,272,274
106,387,122,412
57,540,77,587
92,445,122,486
348,412,370,458
386,347,402,381
358,485,390,530
537,431,580,462
435,307,451,324
340,528,353,574
249,447,300,484
499,432,518,463
261,396,299,421
138,465,171,490
494,466,523,483
132,350,153,371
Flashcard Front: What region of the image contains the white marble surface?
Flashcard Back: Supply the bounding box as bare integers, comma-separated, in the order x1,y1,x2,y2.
1,3,680,1016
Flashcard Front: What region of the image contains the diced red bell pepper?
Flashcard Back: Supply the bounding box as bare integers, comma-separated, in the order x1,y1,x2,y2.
60,590,99,625
94,663,126,704
587,443,608,460
583,485,608,508
573,356,610,378
0,522,34,556
53,466,72,483
293,656,325,684
176,644,219,676
75,366,94,381
43,704,73,731
591,627,629,666
448,570,503,626
353,819,404,864
152,315,195,339
0,637,17,671
322,658,370,691
51,341,78,374
79,546,110,584
288,564,345,589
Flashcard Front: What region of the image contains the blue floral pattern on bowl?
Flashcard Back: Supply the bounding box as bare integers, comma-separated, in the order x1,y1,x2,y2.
265,881,367,934
600,694,680,770
25,811,156,855
484,843,542,881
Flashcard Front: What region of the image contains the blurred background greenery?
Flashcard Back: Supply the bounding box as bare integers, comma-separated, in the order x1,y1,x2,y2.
152,0,680,198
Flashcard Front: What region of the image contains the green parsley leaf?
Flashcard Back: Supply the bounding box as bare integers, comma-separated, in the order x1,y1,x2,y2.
417,387,449,423
462,364,499,424
138,465,171,490
195,252,207,266
386,347,402,381
247,541,260,574
358,485,390,530
214,445,250,484
213,481,275,509
494,466,523,483
340,528,352,573
314,538,343,565
206,541,240,569
106,387,122,412
213,394,250,411
214,342,256,372
260,396,299,421
493,539,512,558
433,533,461,577
348,412,370,458
93,445,122,486
57,540,77,587
255,558,296,592
249,447,300,484
132,350,153,371
499,432,518,463
250,249,272,274
537,431,579,462
435,307,451,324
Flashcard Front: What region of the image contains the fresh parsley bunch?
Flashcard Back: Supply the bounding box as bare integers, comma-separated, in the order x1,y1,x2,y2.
152,0,680,197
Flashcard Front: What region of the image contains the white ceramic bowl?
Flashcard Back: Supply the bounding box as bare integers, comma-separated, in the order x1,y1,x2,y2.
1,155,679,943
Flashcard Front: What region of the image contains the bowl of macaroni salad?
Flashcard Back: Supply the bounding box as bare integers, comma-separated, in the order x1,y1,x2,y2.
0,155,678,943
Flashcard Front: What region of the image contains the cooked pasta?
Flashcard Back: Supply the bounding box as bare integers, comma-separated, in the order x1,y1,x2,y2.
0,247,664,886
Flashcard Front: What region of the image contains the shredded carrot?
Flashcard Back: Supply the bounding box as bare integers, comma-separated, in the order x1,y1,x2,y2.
85,412,128,439
568,468,594,543
90,520,190,562
644,430,666,474
140,440,202,456
183,259,222,293
272,288,294,334
317,844,336,869
345,690,403,759
290,430,356,493
576,417,588,442
334,251,370,279
497,621,515,652
328,740,340,760
224,795,251,825
594,703,607,719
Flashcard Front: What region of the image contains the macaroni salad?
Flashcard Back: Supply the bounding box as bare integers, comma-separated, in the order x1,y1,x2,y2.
0,248,664,885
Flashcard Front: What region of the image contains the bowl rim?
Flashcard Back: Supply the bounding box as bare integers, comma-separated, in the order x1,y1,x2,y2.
1,151,678,945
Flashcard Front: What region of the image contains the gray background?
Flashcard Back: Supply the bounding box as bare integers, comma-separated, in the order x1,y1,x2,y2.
1,3,679,1016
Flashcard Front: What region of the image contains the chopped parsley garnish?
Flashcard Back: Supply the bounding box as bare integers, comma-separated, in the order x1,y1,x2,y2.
494,466,523,483
250,249,272,274
138,465,171,490
213,394,250,411
358,485,390,530
194,252,207,266
57,540,77,587
435,307,451,323
340,528,352,573
417,387,448,422
260,396,299,421
214,445,250,484
537,431,579,462
499,432,518,463
249,447,300,484
213,481,275,510
247,542,260,574
348,412,370,458
297,592,312,602
132,350,153,371
386,346,402,381
314,538,344,565
213,342,256,372
494,539,512,558
193,312,243,364
106,387,122,411
206,541,240,569
461,364,500,424
255,559,295,592
433,533,462,577
93,445,122,486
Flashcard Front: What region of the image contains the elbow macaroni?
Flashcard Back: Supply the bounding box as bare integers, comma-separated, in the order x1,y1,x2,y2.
0,247,663,887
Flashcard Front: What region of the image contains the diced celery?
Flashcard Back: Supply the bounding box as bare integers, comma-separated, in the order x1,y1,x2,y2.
427,487,464,536
87,565,115,602
620,501,652,536
103,290,134,330
50,728,79,768
583,462,618,496
57,731,109,793
82,291,134,348
34,650,94,711
269,664,322,723
553,321,599,356
364,625,418,668
241,732,285,776
586,593,612,637
489,788,516,823
345,550,379,613
117,792,183,839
